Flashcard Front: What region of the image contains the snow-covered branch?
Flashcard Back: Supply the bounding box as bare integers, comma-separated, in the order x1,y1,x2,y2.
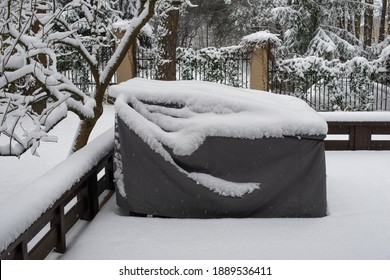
0,1,95,156
1,0,163,156
101,0,157,85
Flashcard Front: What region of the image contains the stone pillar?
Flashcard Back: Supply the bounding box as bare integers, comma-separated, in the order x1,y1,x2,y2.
250,43,269,91
116,32,137,83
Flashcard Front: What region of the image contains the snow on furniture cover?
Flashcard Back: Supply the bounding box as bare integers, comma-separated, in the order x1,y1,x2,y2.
110,78,328,218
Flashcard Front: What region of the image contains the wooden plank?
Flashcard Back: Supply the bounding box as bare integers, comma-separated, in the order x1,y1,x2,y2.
371,141,390,150
354,125,372,150
371,125,390,134
97,175,107,196
52,206,66,254
65,199,85,233
80,172,99,221
88,172,99,219
28,228,57,260
327,126,351,134
328,122,350,134
325,141,350,150
106,156,115,191
0,241,27,260
348,126,356,150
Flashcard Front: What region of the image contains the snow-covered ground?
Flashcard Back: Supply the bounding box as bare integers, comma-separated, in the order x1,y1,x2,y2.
55,150,390,260
1,104,390,259
0,105,115,205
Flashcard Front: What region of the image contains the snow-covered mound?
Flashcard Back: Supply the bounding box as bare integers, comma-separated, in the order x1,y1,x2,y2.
110,78,327,157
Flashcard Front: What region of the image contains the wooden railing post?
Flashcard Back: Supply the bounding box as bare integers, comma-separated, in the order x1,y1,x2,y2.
349,125,356,150
105,155,115,191
16,241,28,260
354,125,372,150
52,206,66,254
82,171,99,221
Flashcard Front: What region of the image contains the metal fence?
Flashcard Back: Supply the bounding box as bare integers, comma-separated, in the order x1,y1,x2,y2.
59,46,116,94
136,48,156,80
269,71,390,111
60,45,390,111
137,48,251,88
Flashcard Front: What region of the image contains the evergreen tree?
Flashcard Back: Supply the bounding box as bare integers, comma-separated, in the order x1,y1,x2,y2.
271,0,364,61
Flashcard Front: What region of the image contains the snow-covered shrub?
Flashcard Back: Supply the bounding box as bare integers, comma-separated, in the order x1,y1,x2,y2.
176,46,248,87
137,46,248,87
271,56,383,111
343,58,375,111
380,44,390,71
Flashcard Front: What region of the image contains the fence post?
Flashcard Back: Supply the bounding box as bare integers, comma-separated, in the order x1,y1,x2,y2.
52,205,66,254
240,31,281,92
80,171,99,221
115,31,137,83
354,125,372,150
250,44,270,91
105,154,115,191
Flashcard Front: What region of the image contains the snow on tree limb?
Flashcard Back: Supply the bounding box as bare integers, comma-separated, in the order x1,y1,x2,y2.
100,0,157,84
0,0,95,156
1,0,166,156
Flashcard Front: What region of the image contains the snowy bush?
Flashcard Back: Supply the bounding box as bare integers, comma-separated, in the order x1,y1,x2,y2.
137,46,248,87
177,46,246,87
177,46,248,87
271,55,387,111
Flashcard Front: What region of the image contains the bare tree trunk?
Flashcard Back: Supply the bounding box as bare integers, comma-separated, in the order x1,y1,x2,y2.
338,11,345,29
355,9,361,40
71,83,105,152
379,0,388,42
364,0,374,47
347,12,354,33
206,23,209,47
156,8,179,81
31,8,48,114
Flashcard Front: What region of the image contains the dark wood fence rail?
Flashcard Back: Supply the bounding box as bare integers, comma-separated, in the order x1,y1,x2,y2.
0,149,115,260
326,121,390,150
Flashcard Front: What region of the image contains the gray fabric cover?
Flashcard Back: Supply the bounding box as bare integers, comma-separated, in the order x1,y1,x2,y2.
115,117,327,218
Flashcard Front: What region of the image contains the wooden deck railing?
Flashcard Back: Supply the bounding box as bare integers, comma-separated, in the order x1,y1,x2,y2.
326,121,390,150
0,149,114,260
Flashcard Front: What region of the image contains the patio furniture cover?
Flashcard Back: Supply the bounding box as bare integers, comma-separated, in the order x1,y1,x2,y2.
111,79,328,218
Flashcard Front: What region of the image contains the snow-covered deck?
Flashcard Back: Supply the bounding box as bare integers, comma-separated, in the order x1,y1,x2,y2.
51,150,390,260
